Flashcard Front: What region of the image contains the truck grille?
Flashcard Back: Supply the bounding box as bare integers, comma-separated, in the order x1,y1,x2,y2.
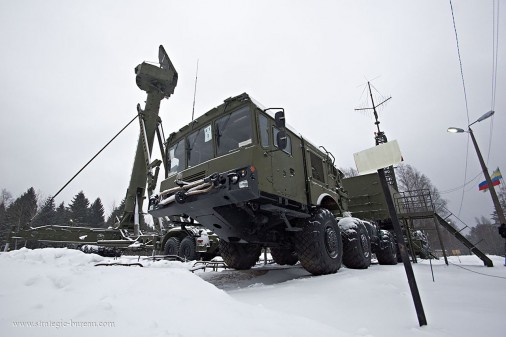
184,171,206,182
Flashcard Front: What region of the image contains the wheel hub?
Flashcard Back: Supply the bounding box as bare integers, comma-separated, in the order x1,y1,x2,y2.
324,227,339,258
360,233,370,258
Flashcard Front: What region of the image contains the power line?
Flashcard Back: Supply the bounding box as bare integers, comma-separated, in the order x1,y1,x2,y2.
449,0,471,126
449,262,506,280
457,134,470,217
487,1,500,163
440,171,482,194
491,0,500,110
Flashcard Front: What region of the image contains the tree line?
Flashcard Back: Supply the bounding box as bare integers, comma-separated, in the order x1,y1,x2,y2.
0,188,124,248
2,163,505,256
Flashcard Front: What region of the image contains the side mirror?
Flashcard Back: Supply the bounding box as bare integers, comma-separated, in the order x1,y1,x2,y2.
264,108,287,150
276,130,287,150
274,110,285,129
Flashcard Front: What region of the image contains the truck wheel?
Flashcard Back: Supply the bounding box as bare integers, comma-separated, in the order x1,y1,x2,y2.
270,248,298,266
219,240,261,270
342,222,371,269
179,236,198,261
295,208,343,275
376,232,398,265
164,237,180,256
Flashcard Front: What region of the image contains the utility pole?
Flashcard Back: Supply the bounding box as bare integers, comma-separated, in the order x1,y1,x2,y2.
448,110,506,265
468,127,506,265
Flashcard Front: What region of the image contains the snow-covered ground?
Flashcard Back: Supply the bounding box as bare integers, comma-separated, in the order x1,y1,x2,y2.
1,248,505,337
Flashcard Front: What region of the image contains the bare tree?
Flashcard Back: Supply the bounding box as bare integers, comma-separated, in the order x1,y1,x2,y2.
395,163,447,214
340,167,359,178
1,188,12,207
394,163,453,253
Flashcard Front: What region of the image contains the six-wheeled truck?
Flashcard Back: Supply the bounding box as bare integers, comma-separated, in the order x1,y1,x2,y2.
148,92,397,275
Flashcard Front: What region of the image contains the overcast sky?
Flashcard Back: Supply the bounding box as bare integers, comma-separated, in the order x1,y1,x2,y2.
0,0,504,229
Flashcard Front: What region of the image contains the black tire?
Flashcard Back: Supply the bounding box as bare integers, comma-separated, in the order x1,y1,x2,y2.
376,231,398,265
342,222,371,269
295,208,343,275
219,240,261,270
179,236,198,261
164,237,180,256
270,248,298,266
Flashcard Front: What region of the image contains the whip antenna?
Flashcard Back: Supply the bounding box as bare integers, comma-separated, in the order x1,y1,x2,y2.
191,59,199,121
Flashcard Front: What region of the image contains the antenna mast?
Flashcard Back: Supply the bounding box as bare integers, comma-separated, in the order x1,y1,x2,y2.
191,59,199,122
355,81,398,189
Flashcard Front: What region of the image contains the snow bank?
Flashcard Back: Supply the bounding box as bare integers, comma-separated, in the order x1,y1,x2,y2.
0,248,348,337
1,249,505,337
230,255,506,337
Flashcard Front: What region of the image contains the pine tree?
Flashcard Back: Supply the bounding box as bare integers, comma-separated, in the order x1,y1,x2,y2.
490,184,506,225
54,202,71,226
467,216,504,255
0,202,8,249
89,198,105,228
68,191,90,226
6,187,38,232
31,197,56,227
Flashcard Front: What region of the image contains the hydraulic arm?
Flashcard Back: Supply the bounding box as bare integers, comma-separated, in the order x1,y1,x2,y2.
118,46,178,235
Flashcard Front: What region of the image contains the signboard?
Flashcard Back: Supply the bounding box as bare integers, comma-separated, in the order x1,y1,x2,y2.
353,140,403,174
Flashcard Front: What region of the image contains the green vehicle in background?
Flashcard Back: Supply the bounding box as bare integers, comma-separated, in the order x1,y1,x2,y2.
161,223,220,261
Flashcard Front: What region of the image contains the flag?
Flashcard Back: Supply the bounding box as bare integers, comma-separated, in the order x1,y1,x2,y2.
491,168,502,181
479,179,500,191
478,167,502,191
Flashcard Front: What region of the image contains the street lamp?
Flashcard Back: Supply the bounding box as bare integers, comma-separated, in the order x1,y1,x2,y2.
448,110,506,264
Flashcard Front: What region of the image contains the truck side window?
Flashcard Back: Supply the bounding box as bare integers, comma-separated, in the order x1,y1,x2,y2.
258,114,269,147
168,138,185,175
273,127,292,155
215,106,252,156
187,124,213,167
309,151,324,183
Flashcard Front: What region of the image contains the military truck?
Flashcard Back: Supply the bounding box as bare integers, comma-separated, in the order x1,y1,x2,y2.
342,172,430,262
337,216,398,269
148,92,365,275
161,223,220,261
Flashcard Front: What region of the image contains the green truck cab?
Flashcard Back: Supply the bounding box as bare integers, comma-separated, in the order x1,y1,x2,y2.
149,93,348,275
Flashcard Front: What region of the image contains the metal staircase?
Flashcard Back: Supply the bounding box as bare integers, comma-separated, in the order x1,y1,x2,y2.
434,212,494,267
394,190,493,267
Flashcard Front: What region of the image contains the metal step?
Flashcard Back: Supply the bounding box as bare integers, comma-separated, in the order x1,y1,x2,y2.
434,213,493,267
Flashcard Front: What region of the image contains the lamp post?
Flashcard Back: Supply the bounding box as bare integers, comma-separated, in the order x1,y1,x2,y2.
448,110,506,264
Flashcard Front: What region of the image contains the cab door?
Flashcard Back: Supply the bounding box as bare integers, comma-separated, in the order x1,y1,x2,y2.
271,126,297,198
303,142,329,206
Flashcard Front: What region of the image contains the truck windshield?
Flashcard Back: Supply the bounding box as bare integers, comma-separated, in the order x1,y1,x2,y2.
187,124,213,167
215,106,252,156
168,138,185,175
